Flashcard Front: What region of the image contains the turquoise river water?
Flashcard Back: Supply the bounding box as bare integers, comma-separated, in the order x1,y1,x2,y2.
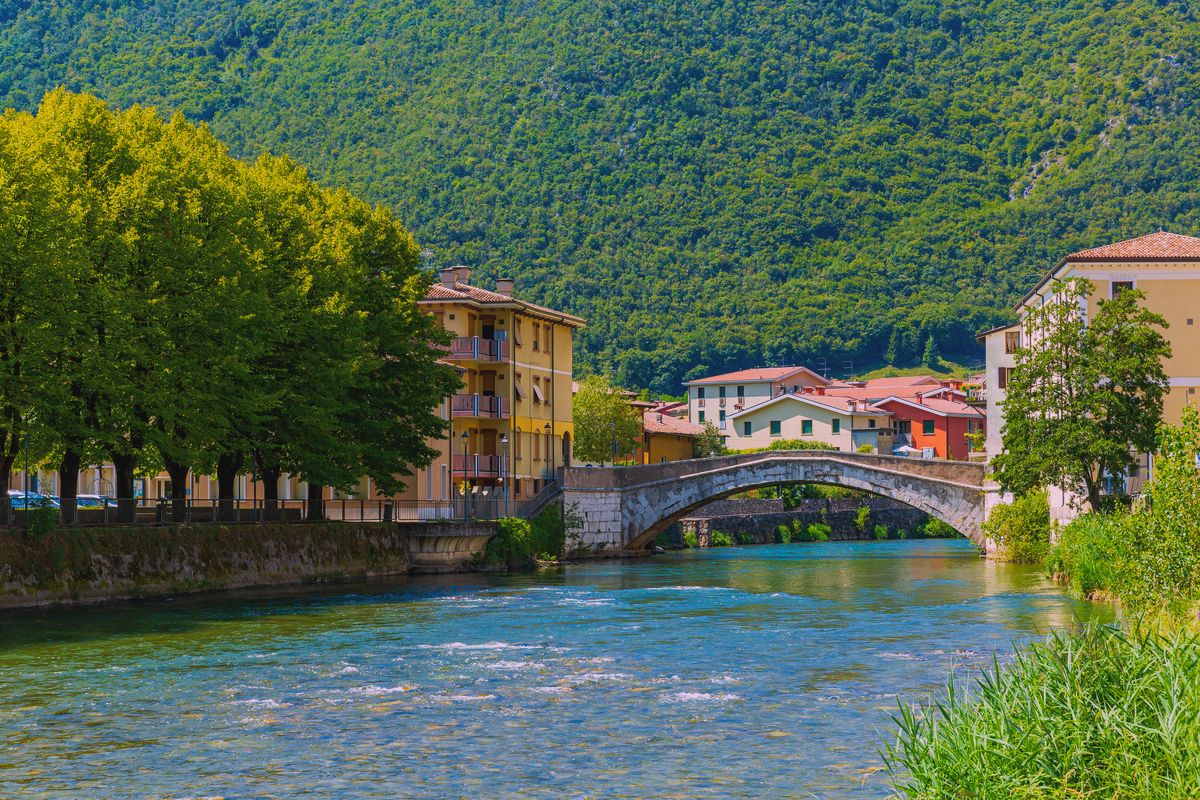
0,539,1110,799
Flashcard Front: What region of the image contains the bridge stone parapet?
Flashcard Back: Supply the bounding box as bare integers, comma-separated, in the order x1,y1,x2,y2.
563,451,989,553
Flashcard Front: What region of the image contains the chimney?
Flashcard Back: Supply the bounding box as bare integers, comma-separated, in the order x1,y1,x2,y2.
815,387,825,396
438,268,457,288
451,265,473,285
848,400,857,412
916,392,924,404
657,413,664,423
495,277,514,297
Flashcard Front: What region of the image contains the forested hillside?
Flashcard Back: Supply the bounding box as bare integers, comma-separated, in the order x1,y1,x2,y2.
3,0,1199,391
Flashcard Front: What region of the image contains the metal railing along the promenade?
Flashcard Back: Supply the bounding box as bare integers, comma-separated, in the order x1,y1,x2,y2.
1,488,563,528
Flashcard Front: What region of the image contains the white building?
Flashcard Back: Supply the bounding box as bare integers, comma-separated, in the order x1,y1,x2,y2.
683,366,830,433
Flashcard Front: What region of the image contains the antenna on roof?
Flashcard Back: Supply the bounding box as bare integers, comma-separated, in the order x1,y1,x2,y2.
815,357,828,378
843,360,854,381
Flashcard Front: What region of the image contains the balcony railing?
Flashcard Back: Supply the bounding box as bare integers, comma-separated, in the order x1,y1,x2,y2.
451,394,510,419
451,454,506,479
446,336,506,362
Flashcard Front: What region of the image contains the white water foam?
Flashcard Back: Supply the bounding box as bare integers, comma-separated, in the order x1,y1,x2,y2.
659,691,742,704
417,641,542,651
487,661,547,671
347,685,417,696
230,698,290,709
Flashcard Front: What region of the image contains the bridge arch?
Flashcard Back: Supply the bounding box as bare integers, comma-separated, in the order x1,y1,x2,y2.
562,451,988,552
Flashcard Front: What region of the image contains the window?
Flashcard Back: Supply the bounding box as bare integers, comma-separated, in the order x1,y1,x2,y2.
532,377,546,404
831,419,840,434
534,431,541,461
514,478,522,497
698,410,706,424
514,373,526,400
697,387,706,400
1004,331,1021,354
514,319,524,346
770,420,782,436
719,410,726,422
922,420,936,436
1111,280,1135,299
868,420,876,429
719,386,727,399
742,421,752,436
543,324,552,353
514,429,523,458
532,325,540,351
997,367,1013,390
801,420,813,436
736,385,745,399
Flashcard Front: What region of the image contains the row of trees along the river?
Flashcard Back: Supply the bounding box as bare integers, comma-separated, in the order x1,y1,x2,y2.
0,89,462,517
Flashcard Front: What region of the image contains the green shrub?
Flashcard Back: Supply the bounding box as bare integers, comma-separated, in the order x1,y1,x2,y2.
896,528,910,539
981,488,1050,563
856,443,876,454
734,531,754,545
918,518,959,539
709,530,733,547
854,505,871,533
805,523,830,542
776,524,793,544
886,623,1200,800
477,502,571,568
874,523,889,540
733,439,838,454
682,530,699,549
26,500,59,538
1047,512,1132,601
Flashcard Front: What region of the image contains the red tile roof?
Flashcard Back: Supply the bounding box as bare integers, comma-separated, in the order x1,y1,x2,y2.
423,281,586,326
1064,231,1200,262
685,366,828,386
643,412,705,436
871,395,983,418
728,392,888,418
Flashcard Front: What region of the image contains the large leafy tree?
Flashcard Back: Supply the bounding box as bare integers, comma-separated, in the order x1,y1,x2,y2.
994,278,1171,512
572,376,642,465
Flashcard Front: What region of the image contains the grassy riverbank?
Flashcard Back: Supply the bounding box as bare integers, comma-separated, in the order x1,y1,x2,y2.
886,622,1200,799
886,407,1200,796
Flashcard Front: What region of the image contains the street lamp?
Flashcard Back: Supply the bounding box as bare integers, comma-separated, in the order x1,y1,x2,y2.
459,430,470,518
500,433,509,516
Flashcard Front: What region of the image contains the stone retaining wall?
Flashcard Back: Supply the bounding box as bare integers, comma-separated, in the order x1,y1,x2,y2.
673,498,931,547
0,521,495,609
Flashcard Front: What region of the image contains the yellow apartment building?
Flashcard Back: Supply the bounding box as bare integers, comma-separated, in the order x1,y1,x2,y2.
404,266,585,507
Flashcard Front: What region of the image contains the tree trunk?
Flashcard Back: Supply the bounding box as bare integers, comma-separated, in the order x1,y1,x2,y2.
110,451,138,524
58,449,81,525
0,451,12,527
255,452,282,522
216,451,244,522
162,454,190,523
306,481,325,521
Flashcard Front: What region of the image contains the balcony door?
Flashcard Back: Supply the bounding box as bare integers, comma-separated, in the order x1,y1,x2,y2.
481,370,497,397
481,315,496,339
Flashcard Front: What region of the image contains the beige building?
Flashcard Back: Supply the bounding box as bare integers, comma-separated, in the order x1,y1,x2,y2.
725,390,893,453
683,366,830,433
983,230,1200,499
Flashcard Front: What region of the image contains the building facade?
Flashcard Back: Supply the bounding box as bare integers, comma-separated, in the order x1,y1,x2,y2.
983,230,1200,499
724,390,893,453
871,395,985,460
684,366,830,433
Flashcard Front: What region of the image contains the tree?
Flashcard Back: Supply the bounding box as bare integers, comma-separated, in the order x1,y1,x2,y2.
994,278,1171,513
921,335,940,369
572,375,642,464
694,421,725,458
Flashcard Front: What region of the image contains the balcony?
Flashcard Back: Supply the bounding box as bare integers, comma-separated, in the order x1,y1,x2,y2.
446,336,507,363
452,454,506,479
451,394,510,419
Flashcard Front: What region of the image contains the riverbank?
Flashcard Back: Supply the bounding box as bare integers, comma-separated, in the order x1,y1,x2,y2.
0,521,493,609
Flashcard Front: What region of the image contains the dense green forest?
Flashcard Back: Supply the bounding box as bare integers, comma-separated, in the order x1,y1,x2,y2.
2,0,1199,392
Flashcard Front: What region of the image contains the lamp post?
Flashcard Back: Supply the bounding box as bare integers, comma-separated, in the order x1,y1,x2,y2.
544,422,554,482
460,430,470,518
500,433,509,516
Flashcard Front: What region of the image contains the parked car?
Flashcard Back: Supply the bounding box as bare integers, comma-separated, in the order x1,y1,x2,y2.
7,490,61,509
72,495,114,509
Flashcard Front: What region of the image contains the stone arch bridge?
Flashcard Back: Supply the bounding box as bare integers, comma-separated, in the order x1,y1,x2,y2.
562,451,993,552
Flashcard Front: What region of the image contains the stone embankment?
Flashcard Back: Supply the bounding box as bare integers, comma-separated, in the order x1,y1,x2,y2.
673,497,930,546
0,520,495,609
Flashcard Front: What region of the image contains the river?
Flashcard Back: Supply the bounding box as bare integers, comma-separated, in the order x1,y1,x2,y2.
0,538,1109,799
